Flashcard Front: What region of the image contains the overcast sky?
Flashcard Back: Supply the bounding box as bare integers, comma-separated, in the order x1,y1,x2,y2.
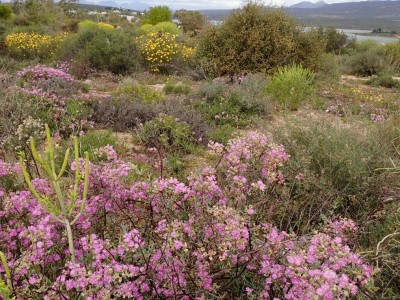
119,0,370,10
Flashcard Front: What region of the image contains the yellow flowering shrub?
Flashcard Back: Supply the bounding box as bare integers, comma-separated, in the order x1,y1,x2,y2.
97,22,115,30
181,45,196,63
5,32,68,59
138,31,196,72
78,20,114,31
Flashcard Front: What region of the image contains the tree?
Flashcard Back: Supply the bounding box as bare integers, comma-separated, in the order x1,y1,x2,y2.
142,6,171,25
173,9,206,33
197,3,327,76
23,0,61,25
0,4,12,20
317,26,356,54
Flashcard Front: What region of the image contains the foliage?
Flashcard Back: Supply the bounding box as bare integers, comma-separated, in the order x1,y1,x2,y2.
114,79,164,103
80,30,139,74
366,74,400,89
173,9,206,33
347,50,385,76
22,0,61,25
78,20,114,31
136,113,196,155
59,26,141,74
266,65,316,110
317,26,356,54
71,130,117,163
272,115,397,232
383,41,400,74
0,4,12,20
142,5,172,25
196,4,324,76
163,81,191,95
316,53,341,81
92,98,160,131
228,73,271,113
0,132,374,299
18,124,90,263
140,21,180,35
291,27,327,72
5,32,68,60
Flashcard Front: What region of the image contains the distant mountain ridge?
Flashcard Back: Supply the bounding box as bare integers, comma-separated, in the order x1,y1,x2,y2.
290,1,327,9
80,0,150,11
200,1,400,20
286,0,400,18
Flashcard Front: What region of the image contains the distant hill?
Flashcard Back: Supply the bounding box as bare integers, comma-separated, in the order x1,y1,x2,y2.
200,1,400,31
290,1,327,9
286,0,400,18
79,0,149,11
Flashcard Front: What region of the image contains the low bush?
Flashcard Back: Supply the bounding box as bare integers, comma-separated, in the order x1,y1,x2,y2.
5,32,68,60
163,81,191,95
136,113,196,155
272,115,398,233
266,65,316,110
59,26,141,74
196,3,325,76
196,80,225,102
140,21,181,35
114,79,164,103
0,131,375,299
92,98,160,131
138,31,194,73
347,50,385,76
366,74,400,89
315,53,341,82
383,41,400,74
227,73,271,113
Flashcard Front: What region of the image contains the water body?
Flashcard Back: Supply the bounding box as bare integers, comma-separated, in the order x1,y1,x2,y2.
338,29,398,44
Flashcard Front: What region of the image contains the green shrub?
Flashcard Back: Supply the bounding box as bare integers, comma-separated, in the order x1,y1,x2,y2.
114,78,164,103
196,81,225,102
356,39,381,52
317,26,356,54
315,53,341,82
163,81,191,95
206,124,235,144
142,6,172,25
0,4,12,20
196,3,325,76
266,65,316,110
366,74,400,89
92,98,160,131
227,73,271,113
77,130,117,161
140,21,180,35
59,26,141,74
347,49,385,76
272,115,398,232
136,113,196,155
383,42,400,74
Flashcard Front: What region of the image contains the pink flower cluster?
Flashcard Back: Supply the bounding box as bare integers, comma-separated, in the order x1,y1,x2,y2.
0,134,374,299
17,65,75,81
15,65,94,137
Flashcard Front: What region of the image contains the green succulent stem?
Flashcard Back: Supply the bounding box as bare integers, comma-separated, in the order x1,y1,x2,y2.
0,251,13,299
18,125,89,264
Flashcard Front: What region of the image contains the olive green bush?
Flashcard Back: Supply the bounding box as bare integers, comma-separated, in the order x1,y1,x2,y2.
59,26,141,74
272,115,399,233
196,3,325,76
